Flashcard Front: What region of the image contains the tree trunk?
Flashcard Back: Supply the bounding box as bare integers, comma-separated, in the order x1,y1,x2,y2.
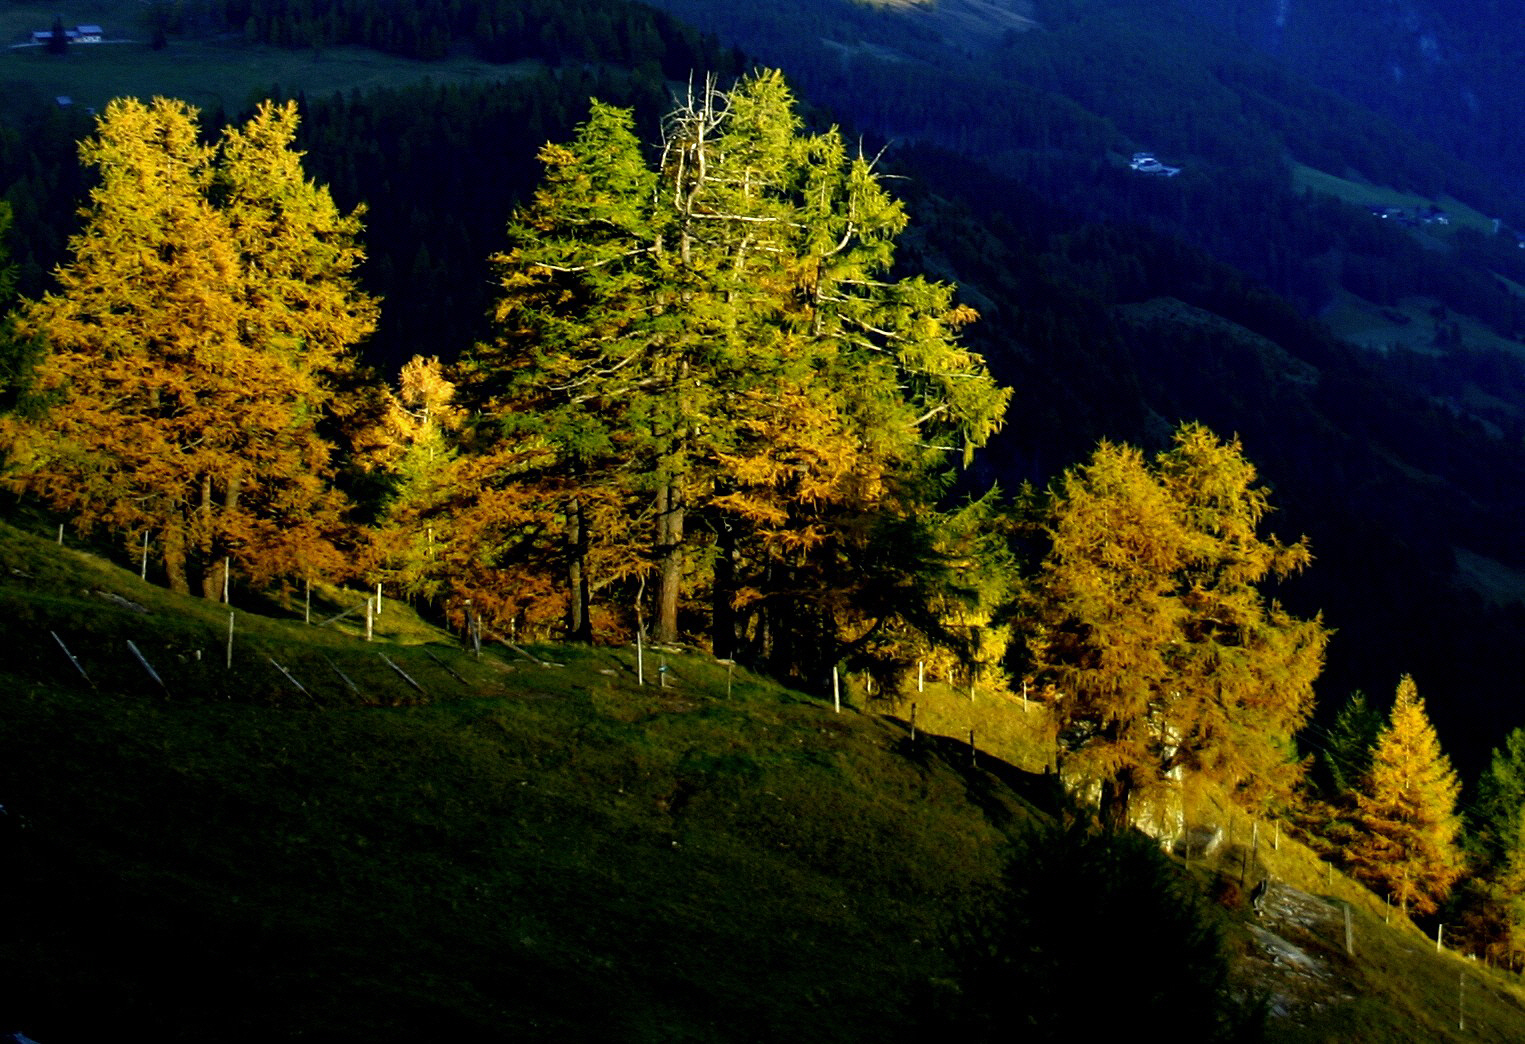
202,557,227,602
163,516,190,595
198,472,240,601
198,474,219,600
711,519,736,659
654,480,683,644
566,496,593,643
1099,774,1134,830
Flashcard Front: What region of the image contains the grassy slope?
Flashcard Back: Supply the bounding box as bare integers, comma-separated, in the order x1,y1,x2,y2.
0,520,1045,1042
4,516,1525,1040
2,0,539,117
1291,163,1495,235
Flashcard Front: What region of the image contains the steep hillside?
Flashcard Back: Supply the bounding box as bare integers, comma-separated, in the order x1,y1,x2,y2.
4,520,1525,1040
0,519,1041,1041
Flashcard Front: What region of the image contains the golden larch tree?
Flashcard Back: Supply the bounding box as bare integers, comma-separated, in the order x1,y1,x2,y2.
1026,425,1324,826
1348,674,1465,915
1,97,376,597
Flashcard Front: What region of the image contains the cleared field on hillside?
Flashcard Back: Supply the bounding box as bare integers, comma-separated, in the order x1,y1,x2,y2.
3,8,538,116
1293,162,1495,236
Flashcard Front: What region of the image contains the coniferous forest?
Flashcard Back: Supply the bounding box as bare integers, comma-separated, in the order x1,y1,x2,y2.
9,0,1525,1038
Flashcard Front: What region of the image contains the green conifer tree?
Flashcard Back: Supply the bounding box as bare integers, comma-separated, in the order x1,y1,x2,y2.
1455,729,1525,966
470,71,1010,670
1322,691,1383,799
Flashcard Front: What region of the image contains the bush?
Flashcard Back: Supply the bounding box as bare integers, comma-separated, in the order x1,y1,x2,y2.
932,818,1256,1041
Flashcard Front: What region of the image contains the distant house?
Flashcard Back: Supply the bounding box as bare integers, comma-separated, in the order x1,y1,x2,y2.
30,23,104,45
1129,151,1181,177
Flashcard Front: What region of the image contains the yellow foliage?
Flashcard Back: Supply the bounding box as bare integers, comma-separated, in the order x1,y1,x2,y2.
0,97,375,597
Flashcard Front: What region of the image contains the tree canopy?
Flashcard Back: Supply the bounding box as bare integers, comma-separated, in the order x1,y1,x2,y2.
0,98,376,597
463,71,1011,682
1025,423,1326,825
1347,675,1465,915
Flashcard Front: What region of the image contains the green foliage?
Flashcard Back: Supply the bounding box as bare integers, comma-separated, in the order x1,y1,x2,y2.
1450,728,1525,966
936,819,1247,1042
1321,690,1384,799
0,199,30,409
466,71,1011,676
1476,729,1525,869
0,200,14,310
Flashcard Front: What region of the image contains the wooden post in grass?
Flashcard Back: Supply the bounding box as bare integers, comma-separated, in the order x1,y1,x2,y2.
140,530,149,580
1459,972,1465,1032
726,661,733,697
226,611,235,669
1385,895,1391,925
379,653,425,697
910,702,917,742
375,581,382,616
305,579,311,625
1274,820,1280,851
126,640,167,695
57,522,63,545
918,661,924,693
366,596,373,642
1437,923,1445,954
1242,820,1257,887
1344,904,1354,956
268,656,311,701
222,556,230,603
323,655,360,697
1022,679,1028,711
51,631,92,687
636,630,645,686
833,666,840,713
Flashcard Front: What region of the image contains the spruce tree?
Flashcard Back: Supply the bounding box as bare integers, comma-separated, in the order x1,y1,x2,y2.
1455,729,1525,965
1347,675,1464,916
470,71,1010,671
1322,691,1383,799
